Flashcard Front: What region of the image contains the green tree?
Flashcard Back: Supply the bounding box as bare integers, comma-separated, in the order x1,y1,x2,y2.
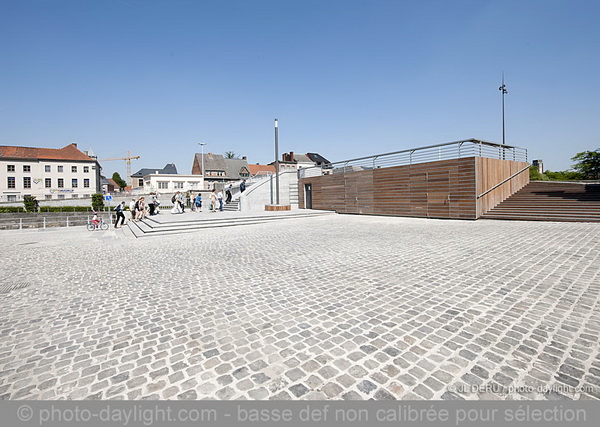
92,194,105,211
112,172,127,189
529,165,545,181
572,149,600,179
224,151,238,159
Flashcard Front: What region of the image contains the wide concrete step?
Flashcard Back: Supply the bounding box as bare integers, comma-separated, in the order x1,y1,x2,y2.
481,214,600,222
127,211,335,238
483,181,600,222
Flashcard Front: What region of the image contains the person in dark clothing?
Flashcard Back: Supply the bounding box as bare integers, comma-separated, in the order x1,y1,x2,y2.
240,180,246,193
114,201,126,228
225,185,232,204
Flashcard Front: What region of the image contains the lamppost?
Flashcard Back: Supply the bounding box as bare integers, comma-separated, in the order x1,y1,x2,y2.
274,119,280,205
499,74,508,145
198,142,207,189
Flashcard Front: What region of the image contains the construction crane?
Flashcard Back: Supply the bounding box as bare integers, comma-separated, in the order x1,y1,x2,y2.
100,151,140,188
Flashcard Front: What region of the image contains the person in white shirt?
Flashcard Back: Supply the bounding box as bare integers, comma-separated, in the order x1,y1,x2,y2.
217,190,224,211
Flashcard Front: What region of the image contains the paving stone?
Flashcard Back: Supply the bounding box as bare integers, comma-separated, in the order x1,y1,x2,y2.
0,216,598,402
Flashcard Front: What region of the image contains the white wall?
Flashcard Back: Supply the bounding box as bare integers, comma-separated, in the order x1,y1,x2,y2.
239,171,298,212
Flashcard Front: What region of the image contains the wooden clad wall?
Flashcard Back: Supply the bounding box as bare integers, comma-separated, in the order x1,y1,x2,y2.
299,157,528,220
299,158,478,219
476,158,529,217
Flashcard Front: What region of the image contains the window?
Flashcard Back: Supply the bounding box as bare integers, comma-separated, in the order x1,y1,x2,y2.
23,177,31,189
57,166,63,172
84,179,90,188
7,195,17,202
45,178,51,188
158,182,169,189
72,166,77,173
83,166,89,173
72,178,78,188
7,177,15,189
72,194,78,198
23,165,31,172
58,194,65,199
7,165,15,172
138,178,144,187
45,195,52,200
58,178,64,188
174,182,183,189
45,165,51,173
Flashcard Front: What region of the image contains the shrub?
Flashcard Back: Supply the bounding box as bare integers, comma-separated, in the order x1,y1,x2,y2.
23,195,37,212
91,194,105,211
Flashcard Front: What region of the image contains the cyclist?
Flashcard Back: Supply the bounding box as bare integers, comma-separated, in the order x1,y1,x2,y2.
91,211,100,228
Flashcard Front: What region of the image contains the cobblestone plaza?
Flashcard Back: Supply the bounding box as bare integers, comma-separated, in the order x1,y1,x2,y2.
1,214,599,400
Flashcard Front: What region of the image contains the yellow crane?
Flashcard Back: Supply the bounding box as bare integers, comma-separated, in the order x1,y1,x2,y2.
100,151,140,188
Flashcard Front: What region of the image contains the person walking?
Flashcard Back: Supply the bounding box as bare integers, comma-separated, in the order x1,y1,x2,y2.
195,193,202,212
114,201,126,228
217,190,224,211
148,194,157,216
135,197,147,221
225,185,232,204
240,180,246,193
129,198,136,222
210,189,218,212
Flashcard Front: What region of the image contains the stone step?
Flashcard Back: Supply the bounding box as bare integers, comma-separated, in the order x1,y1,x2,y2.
127,211,335,238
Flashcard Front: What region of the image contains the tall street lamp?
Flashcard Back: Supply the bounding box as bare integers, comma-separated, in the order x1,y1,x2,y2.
274,119,280,205
499,73,508,145
198,142,207,189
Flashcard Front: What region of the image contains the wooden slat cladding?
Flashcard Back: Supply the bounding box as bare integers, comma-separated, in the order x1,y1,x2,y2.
299,157,527,220
476,158,529,217
300,158,477,219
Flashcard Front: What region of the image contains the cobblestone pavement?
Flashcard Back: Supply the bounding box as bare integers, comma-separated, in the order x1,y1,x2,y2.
1,214,599,401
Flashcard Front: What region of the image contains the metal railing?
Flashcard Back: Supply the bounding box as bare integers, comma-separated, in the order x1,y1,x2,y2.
477,164,531,199
299,138,528,178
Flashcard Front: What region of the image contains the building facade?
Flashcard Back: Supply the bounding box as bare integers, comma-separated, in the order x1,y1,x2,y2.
131,163,178,188
191,153,250,189
142,174,204,194
0,143,101,203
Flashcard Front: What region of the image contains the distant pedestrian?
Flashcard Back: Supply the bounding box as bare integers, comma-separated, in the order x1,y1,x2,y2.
148,194,157,216
240,180,246,193
114,201,126,228
129,198,136,222
210,189,218,212
225,185,232,203
135,197,147,221
195,193,202,212
217,190,224,211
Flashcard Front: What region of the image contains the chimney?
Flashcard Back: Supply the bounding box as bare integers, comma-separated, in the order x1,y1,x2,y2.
290,151,294,161
71,142,78,148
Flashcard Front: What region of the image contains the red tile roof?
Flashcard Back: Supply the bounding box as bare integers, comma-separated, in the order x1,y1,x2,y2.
248,164,276,175
0,144,94,161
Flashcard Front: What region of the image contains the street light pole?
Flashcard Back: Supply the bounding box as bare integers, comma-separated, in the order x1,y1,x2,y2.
499,73,508,145
274,119,280,205
198,142,207,189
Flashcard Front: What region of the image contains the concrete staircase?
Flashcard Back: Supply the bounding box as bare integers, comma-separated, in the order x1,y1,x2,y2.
222,199,240,212
126,210,335,238
481,181,600,222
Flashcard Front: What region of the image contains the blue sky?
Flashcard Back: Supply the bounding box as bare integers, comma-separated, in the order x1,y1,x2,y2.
1,0,599,178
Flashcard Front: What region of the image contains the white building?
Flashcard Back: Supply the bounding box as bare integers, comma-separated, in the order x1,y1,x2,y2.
0,143,102,203
143,173,205,194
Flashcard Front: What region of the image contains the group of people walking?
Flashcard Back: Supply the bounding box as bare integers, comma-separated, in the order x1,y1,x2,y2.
112,180,248,227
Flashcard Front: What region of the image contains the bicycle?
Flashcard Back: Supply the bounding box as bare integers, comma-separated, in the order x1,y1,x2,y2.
87,218,109,231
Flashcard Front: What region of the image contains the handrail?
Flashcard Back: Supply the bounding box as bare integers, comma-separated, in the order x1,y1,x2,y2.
299,138,528,178
477,164,531,199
